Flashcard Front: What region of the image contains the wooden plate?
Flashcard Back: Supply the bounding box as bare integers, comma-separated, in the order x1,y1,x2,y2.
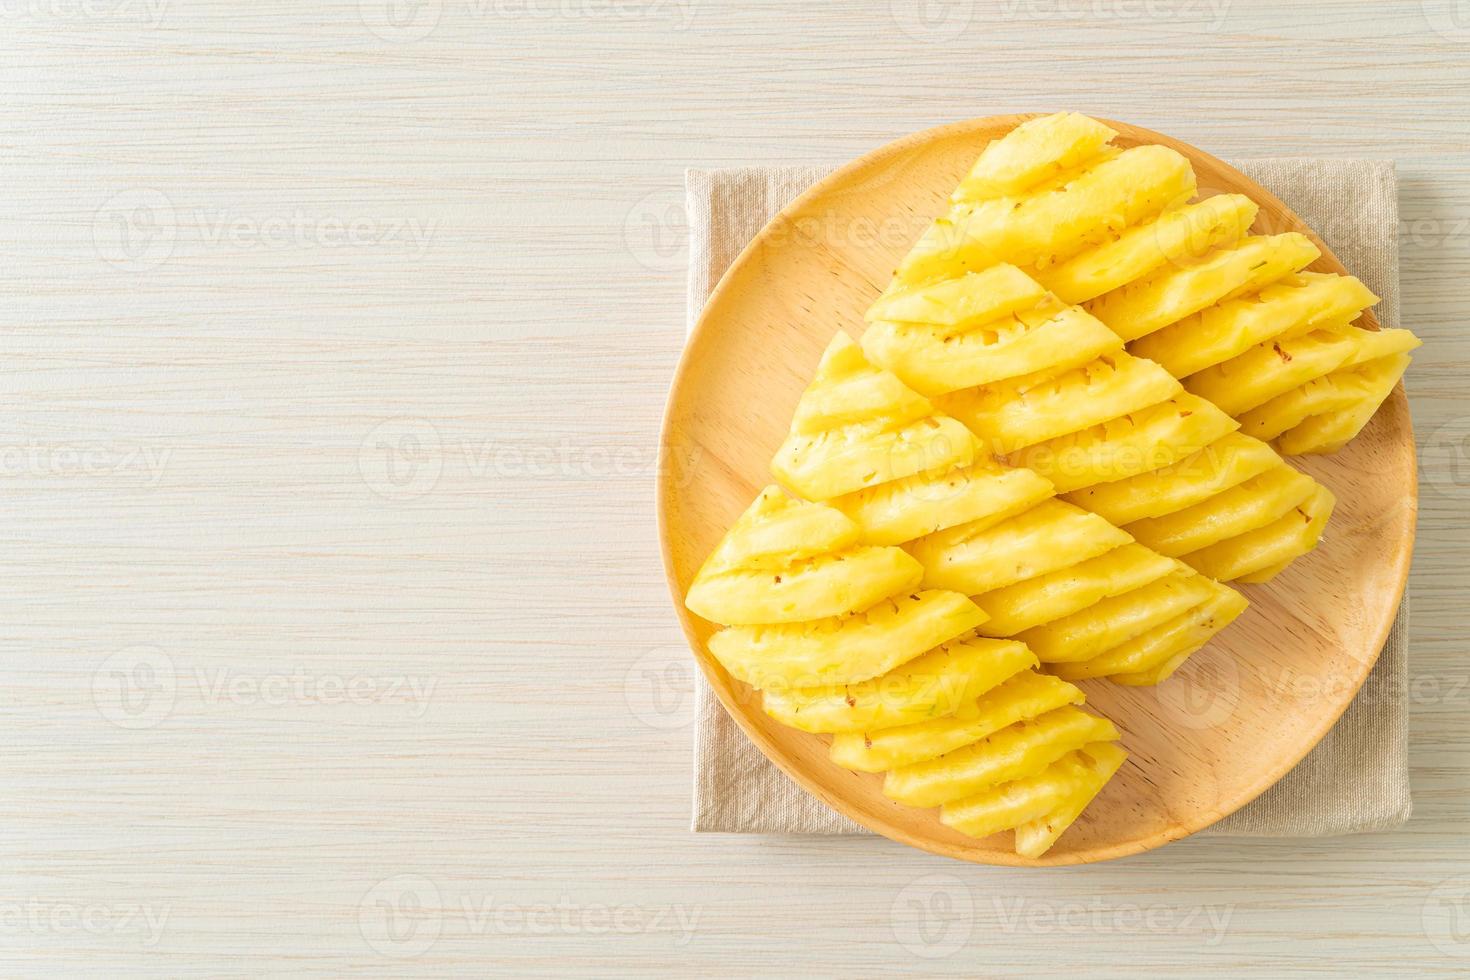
657,115,1416,866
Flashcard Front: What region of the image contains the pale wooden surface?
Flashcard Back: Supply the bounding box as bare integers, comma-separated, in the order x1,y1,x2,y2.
1,1,1467,975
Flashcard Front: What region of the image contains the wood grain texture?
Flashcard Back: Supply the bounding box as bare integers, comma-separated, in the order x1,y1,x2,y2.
0,0,1467,974
661,115,1414,866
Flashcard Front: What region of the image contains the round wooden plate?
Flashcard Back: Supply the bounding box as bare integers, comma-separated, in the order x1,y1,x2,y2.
657,115,1416,866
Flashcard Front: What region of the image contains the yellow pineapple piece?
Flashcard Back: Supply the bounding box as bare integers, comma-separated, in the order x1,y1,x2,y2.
686,487,922,624
862,298,1123,397
1238,330,1420,442
764,636,1036,734
940,741,1122,841
1184,325,1359,416
771,336,976,500
1180,485,1335,581
1009,393,1239,494
938,351,1183,454
1278,352,1413,455
708,590,986,689
1130,272,1378,377
894,145,1195,287
1236,558,1293,584
1037,194,1258,304
1016,569,1220,663
950,111,1117,203
973,543,1176,636
1123,465,1318,557
830,669,1082,771
883,706,1118,807
909,499,1132,595
1064,432,1280,525
865,263,1046,330
1088,233,1320,342
831,457,1054,547
1051,586,1248,682
1013,741,1128,857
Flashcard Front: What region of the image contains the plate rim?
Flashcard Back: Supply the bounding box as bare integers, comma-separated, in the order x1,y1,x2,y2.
656,113,1417,866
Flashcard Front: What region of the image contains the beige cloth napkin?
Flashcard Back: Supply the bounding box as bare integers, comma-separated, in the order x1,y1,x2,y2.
687,158,1412,837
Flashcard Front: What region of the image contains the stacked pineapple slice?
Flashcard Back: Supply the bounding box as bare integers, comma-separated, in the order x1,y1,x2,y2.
861,115,1347,585
687,485,1126,857
772,334,1246,686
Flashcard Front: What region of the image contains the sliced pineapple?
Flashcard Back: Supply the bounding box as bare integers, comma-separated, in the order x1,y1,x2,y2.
894,145,1195,287
1064,432,1281,525
1013,741,1128,857
1037,194,1258,304
938,350,1183,454
940,740,1123,841
687,544,923,626
829,669,1082,771
763,636,1036,734
830,456,1054,547
1016,569,1220,663
1124,465,1318,557
866,262,1046,330
883,705,1118,807
909,499,1132,595
972,543,1176,636
1180,485,1335,581
1183,325,1360,416
1130,272,1378,377
862,297,1123,397
1277,352,1414,455
1051,586,1248,681
1088,233,1321,342
1008,393,1239,494
950,111,1118,203
707,589,986,689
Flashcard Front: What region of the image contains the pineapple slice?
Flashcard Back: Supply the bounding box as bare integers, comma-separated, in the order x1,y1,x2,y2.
1180,485,1335,581
1088,233,1321,342
883,706,1118,807
865,263,1046,330
1184,325,1359,416
1016,569,1220,663
972,543,1176,636
1238,330,1420,442
764,636,1036,734
1051,586,1249,682
1278,352,1413,455
1008,393,1239,494
1130,272,1378,377
831,457,1054,547
862,298,1123,397
1063,432,1280,525
1124,465,1318,557
894,145,1195,287
830,669,1082,771
686,487,923,624
771,337,977,500
909,499,1132,595
687,545,923,626
938,351,1183,454
1037,194,1259,304
1236,558,1293,584
940,741,1122,840
1013,741,1128,857
707,590,986,689
950,111,1118,203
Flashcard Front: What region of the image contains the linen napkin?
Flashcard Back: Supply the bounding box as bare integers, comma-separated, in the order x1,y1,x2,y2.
687,158,1412,837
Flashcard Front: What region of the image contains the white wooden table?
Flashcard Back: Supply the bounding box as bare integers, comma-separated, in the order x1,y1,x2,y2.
1,2,1468,974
